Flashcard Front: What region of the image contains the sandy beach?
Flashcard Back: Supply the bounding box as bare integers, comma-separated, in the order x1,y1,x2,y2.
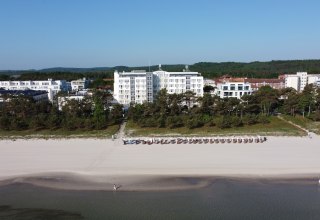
0,135,319,190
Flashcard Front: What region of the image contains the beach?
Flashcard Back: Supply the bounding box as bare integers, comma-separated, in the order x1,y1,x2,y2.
0,135,319,190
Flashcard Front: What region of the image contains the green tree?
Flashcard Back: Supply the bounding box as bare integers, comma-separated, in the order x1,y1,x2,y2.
93,98,107,129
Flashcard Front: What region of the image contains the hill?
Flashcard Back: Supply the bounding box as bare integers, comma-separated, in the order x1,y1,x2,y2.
1,59,320,80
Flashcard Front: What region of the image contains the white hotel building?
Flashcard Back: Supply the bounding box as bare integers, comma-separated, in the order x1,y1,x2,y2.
0,79,68,101
214,81,253,99
114,66,204,105
285,72,320,92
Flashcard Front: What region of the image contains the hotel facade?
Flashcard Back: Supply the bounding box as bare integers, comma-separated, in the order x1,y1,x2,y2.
113,66,204,105
0,79,69,101
213,76,253,99
285,72,320,92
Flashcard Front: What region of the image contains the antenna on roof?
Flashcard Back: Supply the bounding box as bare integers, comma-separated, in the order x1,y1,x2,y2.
185,65,189,72
159,64,162,70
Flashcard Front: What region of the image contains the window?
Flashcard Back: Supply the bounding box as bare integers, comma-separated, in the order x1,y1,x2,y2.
223,86,228,90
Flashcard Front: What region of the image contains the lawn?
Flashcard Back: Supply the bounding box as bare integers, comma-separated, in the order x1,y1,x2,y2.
125,117,306,137
281,114,320,135
0,124,120,139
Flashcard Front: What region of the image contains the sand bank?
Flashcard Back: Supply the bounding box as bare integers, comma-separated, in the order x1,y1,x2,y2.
0,136,319,190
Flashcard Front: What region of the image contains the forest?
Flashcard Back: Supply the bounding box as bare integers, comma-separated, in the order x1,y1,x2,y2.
1,59,320,81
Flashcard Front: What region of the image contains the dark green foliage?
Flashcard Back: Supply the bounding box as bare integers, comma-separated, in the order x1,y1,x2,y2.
231,116,243,127
203,85,215,93
258,114,271,124
139,117,158,128
312,110,320,121
166,116,184,129
6,59,320,81
93,98,107,129
208,119,216,127
215,116,232,129
0,91,122,132
242,114,258,125
110,104,123,124
191,60,320,78
0,74,12,80
0,116,10,130
186,116,204,129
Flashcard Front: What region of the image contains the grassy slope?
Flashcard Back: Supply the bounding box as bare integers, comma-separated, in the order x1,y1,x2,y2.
125,117,306,137
0,124,120,139
282,115,320,135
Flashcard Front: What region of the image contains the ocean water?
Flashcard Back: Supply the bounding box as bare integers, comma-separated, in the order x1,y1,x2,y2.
0,178,319,220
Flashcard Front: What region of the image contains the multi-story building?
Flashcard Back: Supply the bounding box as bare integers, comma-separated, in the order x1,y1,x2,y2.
214,80,253,99
71,78,90,91
245,78,285,91
285,72,320,92
0,79,68,101
114,66,204,105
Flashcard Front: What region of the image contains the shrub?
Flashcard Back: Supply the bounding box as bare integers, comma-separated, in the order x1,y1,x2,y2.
139,117,158,128
312,110,320,121
157,116,166,128
10,118,29,130
0,116,10,130
258,114,270,124
242,114,258,125
201,114,212,124
208,119,216,127
166,116,184,129
186,116,204,129
231,116,243,127
215,116,232,129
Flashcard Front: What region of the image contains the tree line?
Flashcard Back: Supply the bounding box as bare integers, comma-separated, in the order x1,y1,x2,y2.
1,84,320,132
2,59,320,82
0,91,123,131
128,85,320,130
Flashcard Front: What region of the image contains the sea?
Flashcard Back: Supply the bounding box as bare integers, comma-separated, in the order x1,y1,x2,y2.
0,178,319,220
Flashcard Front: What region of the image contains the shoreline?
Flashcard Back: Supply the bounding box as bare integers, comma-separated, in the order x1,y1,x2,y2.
0,173,319,192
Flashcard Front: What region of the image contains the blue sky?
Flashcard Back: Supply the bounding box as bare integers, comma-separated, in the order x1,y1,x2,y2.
0,0,320,69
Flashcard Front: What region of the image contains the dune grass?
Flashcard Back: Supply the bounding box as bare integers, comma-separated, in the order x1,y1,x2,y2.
125,116,306,137
281,115,320,135
0,124,120,139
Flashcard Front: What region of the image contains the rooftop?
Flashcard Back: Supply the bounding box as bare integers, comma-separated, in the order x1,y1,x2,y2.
0,89,48,96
